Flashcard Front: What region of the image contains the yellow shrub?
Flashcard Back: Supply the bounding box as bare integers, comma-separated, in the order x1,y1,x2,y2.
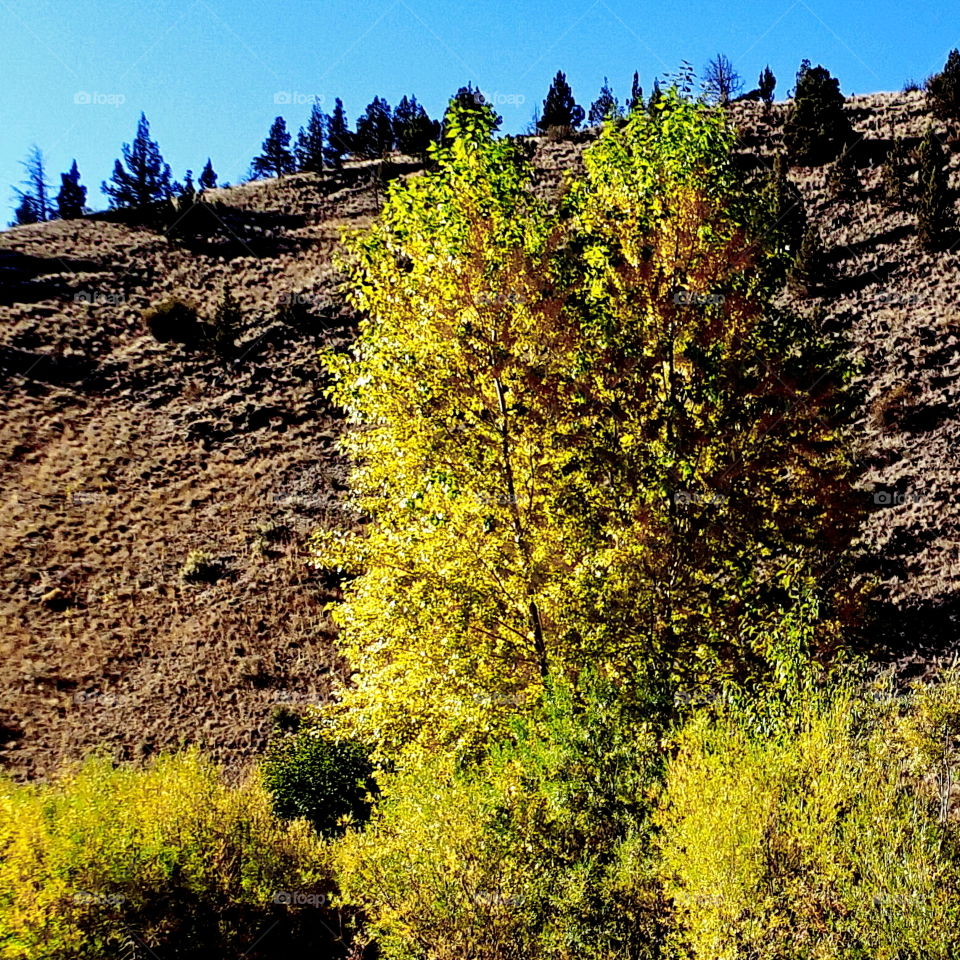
0,750,329,959
658,679,960,960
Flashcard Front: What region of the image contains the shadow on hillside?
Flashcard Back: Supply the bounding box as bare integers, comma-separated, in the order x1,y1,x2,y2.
826,261,899,297
865,594,960,670
0,250,102,306
827,224,914,263
0,345,98,386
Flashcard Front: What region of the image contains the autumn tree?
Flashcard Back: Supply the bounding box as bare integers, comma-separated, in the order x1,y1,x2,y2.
443,84,502,139
313,91,859,758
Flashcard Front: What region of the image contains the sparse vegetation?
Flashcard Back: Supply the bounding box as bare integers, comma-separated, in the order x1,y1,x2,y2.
179,549,223,584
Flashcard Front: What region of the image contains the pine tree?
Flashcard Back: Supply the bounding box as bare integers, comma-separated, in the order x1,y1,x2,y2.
11,195,39,226
181,169,196,204
783,60,852,165
926,49,960,121
295,101,325,173
443,84,502,139
324,98,353,168
17,146,51,221
198,158,217,191
56,160,86,219
102,113,173,208
537,71,585,133
627,71,643,113
588,77,621,126
393,95,441,158
759,66,776,103
916,126,952,250
252,116,295,179
354,97,394,159
826,143,861,202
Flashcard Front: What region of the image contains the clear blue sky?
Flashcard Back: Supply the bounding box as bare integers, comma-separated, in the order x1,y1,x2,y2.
1,0,957,217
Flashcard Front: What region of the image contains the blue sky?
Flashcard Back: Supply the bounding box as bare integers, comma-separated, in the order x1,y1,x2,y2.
1,0,958,217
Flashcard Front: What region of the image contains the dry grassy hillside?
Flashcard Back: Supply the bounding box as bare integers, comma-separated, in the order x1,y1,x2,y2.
2,93,959,778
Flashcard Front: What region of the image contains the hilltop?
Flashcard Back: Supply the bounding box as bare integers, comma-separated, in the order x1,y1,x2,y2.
2,90,960,778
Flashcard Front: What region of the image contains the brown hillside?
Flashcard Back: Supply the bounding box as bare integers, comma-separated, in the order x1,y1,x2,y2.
2,93,960,778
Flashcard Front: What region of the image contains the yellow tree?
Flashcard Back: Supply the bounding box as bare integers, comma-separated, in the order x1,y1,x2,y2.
315,91,859,758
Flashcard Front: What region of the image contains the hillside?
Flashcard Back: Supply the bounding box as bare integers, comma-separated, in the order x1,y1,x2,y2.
2,91,959,779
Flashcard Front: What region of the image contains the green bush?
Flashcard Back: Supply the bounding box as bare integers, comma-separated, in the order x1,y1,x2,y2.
261,721,376,835
333,674,671,960
0,750,331,960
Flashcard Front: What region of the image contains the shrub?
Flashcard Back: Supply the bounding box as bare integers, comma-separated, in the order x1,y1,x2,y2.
206,286,242,358
334,674,670,960
142,297,202,344
926,49,960,120
657,674,960,960
0,750,331,959
261,721,376,835
783,59,852,165
916,126,952,251
882,136,913,208
179,549,223,584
